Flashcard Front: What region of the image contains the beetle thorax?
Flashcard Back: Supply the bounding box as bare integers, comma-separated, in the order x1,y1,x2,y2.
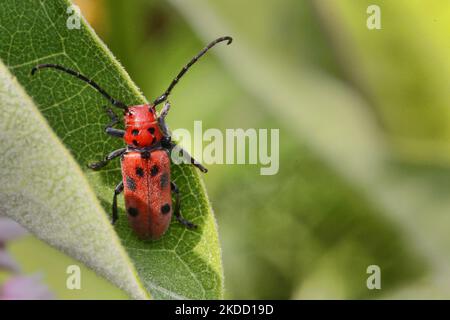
124,104,163,148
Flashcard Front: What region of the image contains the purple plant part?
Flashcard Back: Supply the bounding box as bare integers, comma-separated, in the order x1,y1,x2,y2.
0,217,26,272
0,250,21,273
0,217,27,243
0,217,54,300
0,275,54,300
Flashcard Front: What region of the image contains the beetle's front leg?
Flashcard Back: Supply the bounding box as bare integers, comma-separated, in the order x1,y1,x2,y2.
169,143,208,173
88,147,126,170
157,101,171,137
157,100,207,173
104,107,125,138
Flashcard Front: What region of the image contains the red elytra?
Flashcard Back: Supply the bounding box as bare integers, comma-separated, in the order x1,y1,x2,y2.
122,149,172,239
31,36,232,240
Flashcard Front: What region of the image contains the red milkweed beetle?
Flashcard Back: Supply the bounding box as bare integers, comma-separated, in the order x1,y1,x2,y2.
31,36,232,240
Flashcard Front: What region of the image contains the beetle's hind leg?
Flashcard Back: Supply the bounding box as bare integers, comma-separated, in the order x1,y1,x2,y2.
88,147,126,170
171,181,197,229
111,181,124,224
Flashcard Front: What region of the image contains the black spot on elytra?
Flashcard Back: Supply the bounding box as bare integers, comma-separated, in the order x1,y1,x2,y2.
136,167,144,177
126,176,136,191
160,172,169,189
150,165,159,177
152,137,157,144
132,129,139,136
148,127,155,134
141,151,150,159
161,203,171,215
132,139,139,146
128,207,139,217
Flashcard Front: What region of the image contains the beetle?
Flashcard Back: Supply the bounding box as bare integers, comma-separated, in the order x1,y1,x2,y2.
31,36,232,240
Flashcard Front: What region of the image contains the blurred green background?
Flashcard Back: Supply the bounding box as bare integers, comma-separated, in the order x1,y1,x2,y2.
8,0,450,299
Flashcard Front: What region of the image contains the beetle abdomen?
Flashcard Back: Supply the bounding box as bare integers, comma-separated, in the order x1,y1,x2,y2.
121,150,172,240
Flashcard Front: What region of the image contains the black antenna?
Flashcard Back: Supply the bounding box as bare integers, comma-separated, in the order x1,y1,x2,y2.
31,64,128,110
153,36,233,106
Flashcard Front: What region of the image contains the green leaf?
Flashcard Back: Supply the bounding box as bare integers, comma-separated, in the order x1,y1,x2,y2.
9,235,130,300
0,0,222,299
0,60,147,299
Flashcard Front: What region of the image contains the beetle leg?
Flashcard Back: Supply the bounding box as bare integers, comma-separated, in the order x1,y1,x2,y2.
171,181,197,229
88,147,126,170
170,143,208,173
160,119,206,171
112,181,124,225
160,101,171,119
157,101,171,137
106,127,125,138
105,107,119,127
104,107,125,138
